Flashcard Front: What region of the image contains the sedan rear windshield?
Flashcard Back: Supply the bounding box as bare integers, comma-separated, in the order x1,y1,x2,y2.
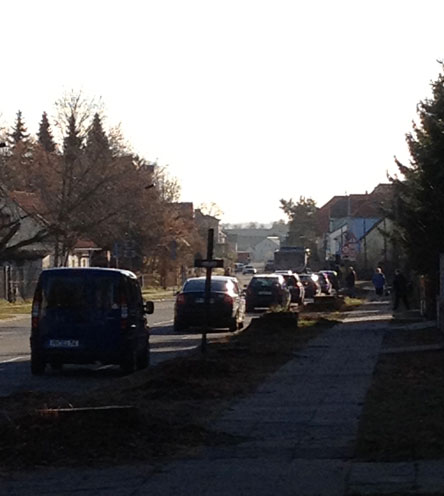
249,277,280,288
183,279,230,293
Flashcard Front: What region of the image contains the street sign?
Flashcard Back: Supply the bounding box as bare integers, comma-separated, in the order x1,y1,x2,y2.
194,258,224,268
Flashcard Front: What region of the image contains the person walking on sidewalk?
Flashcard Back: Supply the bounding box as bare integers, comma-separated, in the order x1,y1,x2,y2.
345,266,357,297
393,269,410,310
372,267,386,298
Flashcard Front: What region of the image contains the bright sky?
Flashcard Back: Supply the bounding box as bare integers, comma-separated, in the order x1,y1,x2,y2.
2,0,444,224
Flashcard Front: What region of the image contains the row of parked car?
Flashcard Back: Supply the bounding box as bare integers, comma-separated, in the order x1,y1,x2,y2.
173,269,339,332
29,267,339,377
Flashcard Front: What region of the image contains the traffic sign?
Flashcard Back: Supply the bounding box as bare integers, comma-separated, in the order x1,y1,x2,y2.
194,258,224,268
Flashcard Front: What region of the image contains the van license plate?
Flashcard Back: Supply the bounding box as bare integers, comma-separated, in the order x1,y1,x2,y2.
49,339,79,348
259,291,272,295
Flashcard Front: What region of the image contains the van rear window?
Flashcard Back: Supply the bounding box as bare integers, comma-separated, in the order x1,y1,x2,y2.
41,274,120,312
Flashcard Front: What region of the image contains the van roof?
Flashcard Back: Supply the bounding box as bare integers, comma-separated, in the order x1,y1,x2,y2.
40,267,138,279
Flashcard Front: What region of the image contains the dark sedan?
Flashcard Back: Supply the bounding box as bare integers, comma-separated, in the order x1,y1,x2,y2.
314,272,332,295
174,276,245,332
280,273,305,305
245,274,291,312
299,273,321,299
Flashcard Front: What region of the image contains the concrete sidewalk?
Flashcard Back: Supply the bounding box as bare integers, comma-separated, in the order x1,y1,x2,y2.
2,301,444,495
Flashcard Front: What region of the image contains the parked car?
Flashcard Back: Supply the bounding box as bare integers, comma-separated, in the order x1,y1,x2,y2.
245,274,291,312
314,272,332,295
234,263,245,273
280,272,305,305
174,275,245,332
242,265,257,275
298,273,321,299
30,268,154,375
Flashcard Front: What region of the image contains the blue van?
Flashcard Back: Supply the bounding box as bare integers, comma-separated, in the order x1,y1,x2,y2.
30,268,154,375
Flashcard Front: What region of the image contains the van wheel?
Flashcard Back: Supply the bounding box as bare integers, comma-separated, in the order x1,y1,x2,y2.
173,319,187,332
120,350,136,374
136,341,149,370
31,353,46,376
50,362,63,371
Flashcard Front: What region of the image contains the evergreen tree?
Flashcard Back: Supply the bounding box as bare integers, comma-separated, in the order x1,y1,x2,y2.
37,112,56,152
63,112,83,163
390,63,444,289
85,113,112,161
8,110,29,145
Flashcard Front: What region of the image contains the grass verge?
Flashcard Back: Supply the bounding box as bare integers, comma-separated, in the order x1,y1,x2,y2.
142,287,176,300
0,311,336,471
0,300,31,319
355,325,444,461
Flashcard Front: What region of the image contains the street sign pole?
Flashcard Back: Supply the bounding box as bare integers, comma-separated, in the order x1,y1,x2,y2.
202,229,214,353
193,229,224,353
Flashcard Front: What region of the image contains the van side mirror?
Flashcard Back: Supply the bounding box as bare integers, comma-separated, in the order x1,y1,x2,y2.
144,301,154,314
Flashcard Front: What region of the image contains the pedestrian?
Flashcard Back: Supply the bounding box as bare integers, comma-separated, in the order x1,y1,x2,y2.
345,266,357,297
372,267,386,298
393,269,410,311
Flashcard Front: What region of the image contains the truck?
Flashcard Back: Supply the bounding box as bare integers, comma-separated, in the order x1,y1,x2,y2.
274,246,307,273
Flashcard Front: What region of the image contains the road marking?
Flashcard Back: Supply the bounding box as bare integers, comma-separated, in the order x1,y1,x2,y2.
0,356,26,364
152,320,173,326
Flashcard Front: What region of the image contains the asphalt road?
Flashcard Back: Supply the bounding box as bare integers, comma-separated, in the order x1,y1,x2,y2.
0,296,254,397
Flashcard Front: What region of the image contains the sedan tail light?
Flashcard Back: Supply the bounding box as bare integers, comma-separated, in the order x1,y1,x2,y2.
223,294,233,305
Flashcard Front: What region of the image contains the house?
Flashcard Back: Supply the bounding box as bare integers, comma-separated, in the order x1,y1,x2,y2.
316,184,393,274
194,208,229,257
251,236,280,263
354,217,396,275
0,190,101,299
224,225,288,264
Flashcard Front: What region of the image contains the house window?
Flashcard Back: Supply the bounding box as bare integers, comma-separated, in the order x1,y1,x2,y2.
0,214,11,228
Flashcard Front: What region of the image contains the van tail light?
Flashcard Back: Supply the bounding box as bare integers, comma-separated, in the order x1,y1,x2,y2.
32,288,42,330
176,294,185,305
120,294,128,330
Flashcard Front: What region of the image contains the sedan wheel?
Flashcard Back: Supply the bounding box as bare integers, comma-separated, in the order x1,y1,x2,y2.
229,314,238,332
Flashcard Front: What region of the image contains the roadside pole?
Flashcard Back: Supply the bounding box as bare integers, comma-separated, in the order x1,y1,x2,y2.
194,229,224,353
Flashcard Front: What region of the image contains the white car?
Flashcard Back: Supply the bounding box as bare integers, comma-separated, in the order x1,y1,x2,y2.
242,265,257,275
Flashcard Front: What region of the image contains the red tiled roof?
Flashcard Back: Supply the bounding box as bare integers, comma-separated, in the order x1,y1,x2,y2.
74,239,100,250
315,184,393,233
9,191,49,217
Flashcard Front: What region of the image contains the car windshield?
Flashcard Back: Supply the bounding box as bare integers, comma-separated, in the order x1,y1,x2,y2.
183,279,230,293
